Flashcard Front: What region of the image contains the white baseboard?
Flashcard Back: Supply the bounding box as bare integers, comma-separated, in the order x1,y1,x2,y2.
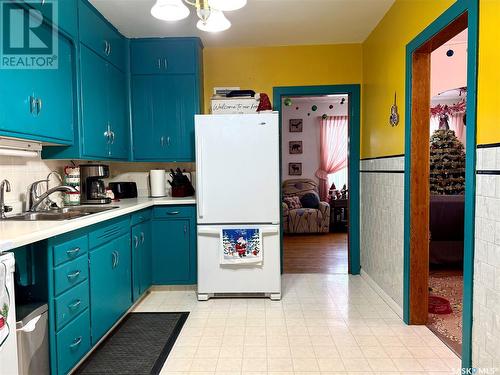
361,269,403,319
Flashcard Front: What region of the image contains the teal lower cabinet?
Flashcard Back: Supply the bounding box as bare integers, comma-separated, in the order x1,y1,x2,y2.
14,205,195,375
89,233,132,344
131,217,152,302
152,205,197,284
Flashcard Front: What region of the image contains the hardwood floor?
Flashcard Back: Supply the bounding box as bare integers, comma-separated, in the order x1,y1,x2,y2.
283,232,348,274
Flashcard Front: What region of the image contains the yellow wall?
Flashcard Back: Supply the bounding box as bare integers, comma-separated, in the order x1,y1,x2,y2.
477,0,500,145
203,44,362,114
361,0,454,158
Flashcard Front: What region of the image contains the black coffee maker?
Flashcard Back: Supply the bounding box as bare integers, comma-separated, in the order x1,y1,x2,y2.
80,164,111,204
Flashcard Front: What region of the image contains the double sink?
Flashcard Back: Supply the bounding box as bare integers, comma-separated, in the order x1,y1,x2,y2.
4,206,119,221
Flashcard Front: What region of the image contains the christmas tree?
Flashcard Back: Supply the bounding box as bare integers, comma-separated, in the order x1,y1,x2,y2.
429,123,465,195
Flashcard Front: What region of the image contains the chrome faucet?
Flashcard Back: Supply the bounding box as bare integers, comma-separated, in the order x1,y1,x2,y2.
29,185,78,212
0,179,12,219
45,171,63,208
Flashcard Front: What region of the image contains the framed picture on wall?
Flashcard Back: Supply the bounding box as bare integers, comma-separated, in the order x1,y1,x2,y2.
289,141,303,154
289,119,303,132
289,163,302,176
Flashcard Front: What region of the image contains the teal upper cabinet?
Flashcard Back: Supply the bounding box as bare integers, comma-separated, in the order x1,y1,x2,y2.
80,46,128,160
130,38,203,162
0,2,75,145
27,0,78,39
130,39,198,75
78,0,126,71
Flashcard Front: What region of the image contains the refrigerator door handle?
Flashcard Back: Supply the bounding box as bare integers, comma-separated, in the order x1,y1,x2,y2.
198,227,279,235
197,137,204,219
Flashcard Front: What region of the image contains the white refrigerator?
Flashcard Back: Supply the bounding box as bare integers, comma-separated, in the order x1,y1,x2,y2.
195,112,281,300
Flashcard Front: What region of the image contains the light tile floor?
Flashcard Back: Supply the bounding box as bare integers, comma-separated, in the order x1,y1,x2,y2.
133,274,461,375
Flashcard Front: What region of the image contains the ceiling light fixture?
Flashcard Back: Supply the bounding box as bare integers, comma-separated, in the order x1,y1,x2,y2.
151,0,246,32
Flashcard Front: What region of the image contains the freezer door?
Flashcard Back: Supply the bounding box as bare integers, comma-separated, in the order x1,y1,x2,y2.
195,113,280,224
197,225,281,295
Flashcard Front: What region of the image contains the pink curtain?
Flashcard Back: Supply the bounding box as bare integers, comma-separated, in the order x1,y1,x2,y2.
315,116,348,201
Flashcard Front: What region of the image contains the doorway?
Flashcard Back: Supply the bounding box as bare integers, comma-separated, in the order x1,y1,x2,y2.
273,85,360,275
403,0,478,369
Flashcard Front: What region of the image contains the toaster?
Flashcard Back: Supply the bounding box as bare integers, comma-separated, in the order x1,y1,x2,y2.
108,182,138,199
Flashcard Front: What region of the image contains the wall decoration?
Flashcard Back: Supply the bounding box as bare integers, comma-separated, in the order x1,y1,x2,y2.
289,119,303,132
389,91,400,127
289,163,302,176
329,105,334,109
307,113,310,116
322,114,328,120
284,98,292,106
289,141,303,154
311,105,318,111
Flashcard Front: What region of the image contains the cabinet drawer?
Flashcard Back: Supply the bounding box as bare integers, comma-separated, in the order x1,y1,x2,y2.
89,216,130,249
55,280,90,331
130,39,198,75
53,235,88,267
78,0,125,71
56,309,90,375
131,209,152,226
53,256,88,296
153,205,196,219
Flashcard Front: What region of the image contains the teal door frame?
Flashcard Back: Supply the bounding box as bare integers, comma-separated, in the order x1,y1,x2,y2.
403,0,478,369
273,84,361,275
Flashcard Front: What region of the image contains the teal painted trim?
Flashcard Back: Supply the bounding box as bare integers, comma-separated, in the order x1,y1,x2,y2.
403,0,478,369
273,84,361,275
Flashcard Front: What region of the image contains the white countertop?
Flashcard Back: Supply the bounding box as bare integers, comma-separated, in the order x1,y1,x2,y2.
0,197,196,252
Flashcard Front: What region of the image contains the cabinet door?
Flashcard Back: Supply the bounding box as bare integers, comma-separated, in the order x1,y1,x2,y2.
131,224,142,302
0,8,74,144
169,75,197,161
140,221,152,295
108,63,128,159
130,39,197,75
152,219,191,284
80,46,109,159
78,0,126,71
131,76,161,160
35,32,74,143
89,233,131,344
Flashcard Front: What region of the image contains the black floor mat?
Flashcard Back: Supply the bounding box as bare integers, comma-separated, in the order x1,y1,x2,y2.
74,312,189,375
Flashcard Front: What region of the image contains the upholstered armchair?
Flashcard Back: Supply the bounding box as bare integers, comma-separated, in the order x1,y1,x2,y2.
282,179,330,234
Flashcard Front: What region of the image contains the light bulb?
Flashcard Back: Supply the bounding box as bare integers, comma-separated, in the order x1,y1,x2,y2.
197,10,231,32
208,0,247,11
151,0,190,21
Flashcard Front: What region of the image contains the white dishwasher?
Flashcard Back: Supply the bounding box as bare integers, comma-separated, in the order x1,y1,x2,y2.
0,252,19,375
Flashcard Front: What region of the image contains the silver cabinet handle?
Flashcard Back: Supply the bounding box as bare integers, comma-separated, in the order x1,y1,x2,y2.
103,40,109,55
69,336,82,349
29,96,37,114
140,232,145,244
115,250,119,267
68,299,81,310
104,123,112,144
111,251,117,268
108,42,112,55
184,224,187,234
167,136,171,146
41,0,45,5
36,97,42,114
110,130,115,144
134,235,139,249
66,247,80,258
160,136,165,147
157,58,161,70
167,211,180,215
67,270,81,280
163,58,168,70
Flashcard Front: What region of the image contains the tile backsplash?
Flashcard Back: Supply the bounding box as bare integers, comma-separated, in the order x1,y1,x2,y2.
0,155,195,214
0,156,67,213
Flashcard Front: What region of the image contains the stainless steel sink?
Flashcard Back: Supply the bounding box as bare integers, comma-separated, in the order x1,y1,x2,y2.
3,206,119,221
